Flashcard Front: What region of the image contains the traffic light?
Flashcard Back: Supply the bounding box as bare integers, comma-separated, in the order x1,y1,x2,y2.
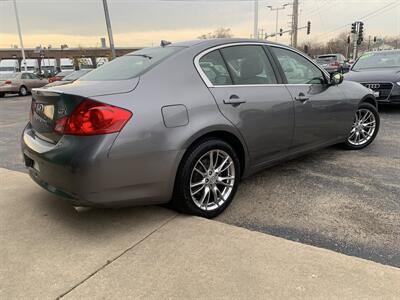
307,21,311,35
358,22,364,41
351,22,357,34
279,28,283,36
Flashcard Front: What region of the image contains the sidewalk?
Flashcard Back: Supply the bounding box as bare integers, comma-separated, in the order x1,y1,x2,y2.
1,167,399,299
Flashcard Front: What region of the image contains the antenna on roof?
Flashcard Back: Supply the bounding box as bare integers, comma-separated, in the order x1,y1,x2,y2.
160,40,171,47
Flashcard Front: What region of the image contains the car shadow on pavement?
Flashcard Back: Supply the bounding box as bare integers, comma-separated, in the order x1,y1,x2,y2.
30,189,176,239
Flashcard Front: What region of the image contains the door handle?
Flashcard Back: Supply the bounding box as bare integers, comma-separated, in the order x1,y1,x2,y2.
223,95,247,106
295,93,310,102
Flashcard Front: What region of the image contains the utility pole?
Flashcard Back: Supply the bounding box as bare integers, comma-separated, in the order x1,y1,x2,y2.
254,0,259,39
102,0,116,59
12,0,27,72
291,0,299,47
267,4,289,42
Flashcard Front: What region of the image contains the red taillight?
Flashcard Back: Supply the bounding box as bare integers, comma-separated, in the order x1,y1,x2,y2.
5,80,12,84
48,76,61,83
54,99,132,136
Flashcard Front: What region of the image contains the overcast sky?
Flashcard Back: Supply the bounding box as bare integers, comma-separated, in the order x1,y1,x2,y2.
0,0,399,48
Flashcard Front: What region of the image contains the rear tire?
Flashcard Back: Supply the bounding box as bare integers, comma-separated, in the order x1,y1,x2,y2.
342,102,379,150
19,86,28,96
172,138,240,218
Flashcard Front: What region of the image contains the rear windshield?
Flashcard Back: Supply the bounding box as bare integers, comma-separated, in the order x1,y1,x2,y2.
80,46,183,81
0,73,18,79
316,56,336,63
62,69,91,80
352,51,400,70
56,70,74,77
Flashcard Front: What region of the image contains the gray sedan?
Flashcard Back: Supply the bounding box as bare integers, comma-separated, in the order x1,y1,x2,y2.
0,72,48,97
22,39,379,218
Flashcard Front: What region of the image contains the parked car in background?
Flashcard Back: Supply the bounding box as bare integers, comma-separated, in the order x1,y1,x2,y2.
45,69,92,87
79,58,94,70
316,54,350,73
0,72,48,97
344,50,400,103
96,57,109,67
23,59,39,73
60,58,74,71
0,59,20,74
22,39,379,218
48,70,74,83
41,58,57,76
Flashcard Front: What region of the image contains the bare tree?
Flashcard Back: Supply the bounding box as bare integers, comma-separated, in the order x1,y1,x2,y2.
198,27,233,39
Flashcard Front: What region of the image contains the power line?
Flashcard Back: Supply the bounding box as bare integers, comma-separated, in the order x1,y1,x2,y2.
313,1,399,41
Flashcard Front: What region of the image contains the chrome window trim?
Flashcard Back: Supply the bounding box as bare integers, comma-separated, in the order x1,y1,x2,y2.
194,42,330,88
194,42,278,88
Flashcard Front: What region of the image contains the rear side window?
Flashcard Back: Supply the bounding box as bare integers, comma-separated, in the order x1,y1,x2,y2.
80,46,183,81
220,45,277,85
199,50,233,86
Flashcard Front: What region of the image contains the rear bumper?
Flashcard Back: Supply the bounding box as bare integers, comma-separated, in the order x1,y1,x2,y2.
21,124,183,207
0,85,18,93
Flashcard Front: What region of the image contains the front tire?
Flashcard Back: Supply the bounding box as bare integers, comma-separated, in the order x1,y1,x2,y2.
342,102,380,150
172,138,240,218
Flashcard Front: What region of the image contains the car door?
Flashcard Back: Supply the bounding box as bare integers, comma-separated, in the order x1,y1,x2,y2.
269,46,353,150
20,73,32,90
27,73,43,88
196,44,295,167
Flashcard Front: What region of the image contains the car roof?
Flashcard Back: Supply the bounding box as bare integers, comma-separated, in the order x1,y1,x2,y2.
130,38,288,53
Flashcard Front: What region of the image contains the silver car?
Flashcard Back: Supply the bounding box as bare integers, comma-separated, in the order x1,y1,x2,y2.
22,39,379,218
0,72,48,97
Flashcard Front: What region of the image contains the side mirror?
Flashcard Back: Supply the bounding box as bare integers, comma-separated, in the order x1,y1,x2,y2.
330,72,344,85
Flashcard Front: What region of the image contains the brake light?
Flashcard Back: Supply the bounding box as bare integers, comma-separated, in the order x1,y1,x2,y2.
48,76,61,83
5,80,12,84
54,99,132,135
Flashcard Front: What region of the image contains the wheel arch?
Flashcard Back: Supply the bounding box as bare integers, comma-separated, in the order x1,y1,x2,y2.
181,127,249,177
360,95,378,109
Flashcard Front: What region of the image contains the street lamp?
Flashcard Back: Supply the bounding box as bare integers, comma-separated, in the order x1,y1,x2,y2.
267,3,289,42
102,0,116,59
12,0,27,72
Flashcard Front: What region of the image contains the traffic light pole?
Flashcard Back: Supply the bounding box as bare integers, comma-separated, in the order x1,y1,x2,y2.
353,29,358,60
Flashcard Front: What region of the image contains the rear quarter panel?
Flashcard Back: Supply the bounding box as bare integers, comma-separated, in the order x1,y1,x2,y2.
93,46,246,203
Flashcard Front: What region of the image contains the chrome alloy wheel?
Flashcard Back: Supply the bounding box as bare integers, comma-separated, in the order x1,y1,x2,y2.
190,149,235,211
348,108,376,146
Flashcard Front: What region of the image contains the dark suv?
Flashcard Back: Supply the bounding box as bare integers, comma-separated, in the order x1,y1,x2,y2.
316,54,350,74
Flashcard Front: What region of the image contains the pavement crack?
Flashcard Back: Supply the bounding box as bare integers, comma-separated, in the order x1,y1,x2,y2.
56,213,178,299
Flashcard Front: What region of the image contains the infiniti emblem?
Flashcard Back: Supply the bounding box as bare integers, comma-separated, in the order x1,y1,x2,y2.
366,83,380,89
35,103,44,114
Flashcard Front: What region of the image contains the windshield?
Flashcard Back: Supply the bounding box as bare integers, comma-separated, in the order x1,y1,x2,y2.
80,46,183,81
62,70,91,81
352,51,400,70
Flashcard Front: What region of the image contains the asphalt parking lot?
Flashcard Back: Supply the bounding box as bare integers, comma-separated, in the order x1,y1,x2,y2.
1,94,399,268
